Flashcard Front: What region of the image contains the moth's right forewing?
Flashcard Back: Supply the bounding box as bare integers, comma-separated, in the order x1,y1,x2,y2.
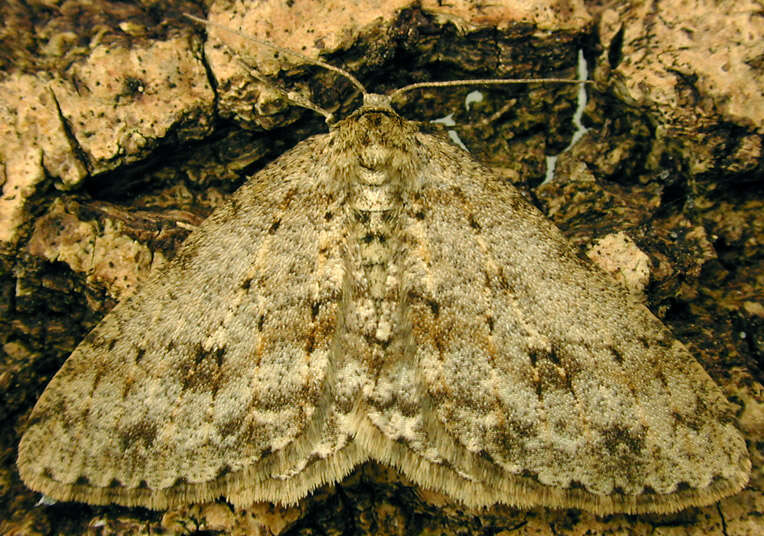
375,132,750,514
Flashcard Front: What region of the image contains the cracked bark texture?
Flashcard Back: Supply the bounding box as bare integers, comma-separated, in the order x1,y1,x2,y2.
0,0,761,534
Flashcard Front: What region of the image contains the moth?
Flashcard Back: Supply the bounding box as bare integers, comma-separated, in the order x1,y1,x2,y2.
17,14,750,515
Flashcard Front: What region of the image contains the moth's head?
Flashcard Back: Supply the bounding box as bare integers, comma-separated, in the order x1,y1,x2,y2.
330,93,404,132
361,93,395,113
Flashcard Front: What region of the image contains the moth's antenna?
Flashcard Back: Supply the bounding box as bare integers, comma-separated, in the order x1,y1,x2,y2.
229,52,337,122
185,13,590,121
184,13,367,95
390,78,591,101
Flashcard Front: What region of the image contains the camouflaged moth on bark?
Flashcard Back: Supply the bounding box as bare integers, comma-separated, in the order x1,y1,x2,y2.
17,14,750,516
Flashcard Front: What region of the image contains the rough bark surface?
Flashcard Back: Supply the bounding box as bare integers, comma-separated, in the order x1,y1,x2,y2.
0,0,760,534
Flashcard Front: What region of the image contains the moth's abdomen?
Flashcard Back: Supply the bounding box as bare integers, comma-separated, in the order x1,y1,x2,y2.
343,167,402,347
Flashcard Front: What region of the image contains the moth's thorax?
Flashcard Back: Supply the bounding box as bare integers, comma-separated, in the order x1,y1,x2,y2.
332,109,421,211
331,108,421,174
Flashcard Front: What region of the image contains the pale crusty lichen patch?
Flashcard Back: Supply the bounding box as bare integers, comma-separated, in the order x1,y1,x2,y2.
48,37,214,176
587,232,651,295
0,74,87,244
597,0,764,175
0,34,213,247
26,198,164,299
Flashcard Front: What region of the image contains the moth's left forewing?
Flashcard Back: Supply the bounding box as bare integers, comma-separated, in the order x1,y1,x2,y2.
17,133,367,508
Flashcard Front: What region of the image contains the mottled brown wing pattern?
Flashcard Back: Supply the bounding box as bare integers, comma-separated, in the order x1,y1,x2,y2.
17,135,367,508
364,133,750,514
